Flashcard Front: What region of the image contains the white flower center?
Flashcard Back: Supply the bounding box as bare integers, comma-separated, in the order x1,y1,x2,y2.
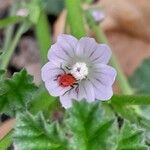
70,62,88,80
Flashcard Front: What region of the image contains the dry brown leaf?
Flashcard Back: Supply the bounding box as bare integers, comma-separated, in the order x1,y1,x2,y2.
100,0,150,41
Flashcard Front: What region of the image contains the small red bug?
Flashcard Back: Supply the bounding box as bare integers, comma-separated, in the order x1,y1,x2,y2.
57,74,77,87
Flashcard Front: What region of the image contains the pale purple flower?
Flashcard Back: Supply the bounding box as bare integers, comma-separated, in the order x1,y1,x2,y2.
91,9,105,23
41,34,117,108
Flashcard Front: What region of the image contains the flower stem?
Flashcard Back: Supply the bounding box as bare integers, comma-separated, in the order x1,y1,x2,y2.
111,95,150,105
93,24,133,95
0,22,29,70
35,9,52,64
65,0,86,38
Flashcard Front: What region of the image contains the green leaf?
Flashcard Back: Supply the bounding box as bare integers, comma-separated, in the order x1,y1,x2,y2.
13,112,67,150
30,86,59,116
130,59,150,94
110,95,150,105
65,100,116,150
0,70,37,116
0,16,23,29
12,101,148,149
129,59,150,146
116,120,147,150
0,132,12,150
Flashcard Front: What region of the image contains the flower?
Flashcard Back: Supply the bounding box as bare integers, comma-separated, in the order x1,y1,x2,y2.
91,9,105,23
41,34,117,108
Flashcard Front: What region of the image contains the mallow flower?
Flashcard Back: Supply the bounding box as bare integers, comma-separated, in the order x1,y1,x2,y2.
41,34,117,108
91,9,105,23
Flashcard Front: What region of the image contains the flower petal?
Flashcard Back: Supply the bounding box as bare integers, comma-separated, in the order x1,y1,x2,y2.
90,77,113,100
90,44,112,64
95,86,113,100
48,34,78,65
45,80,70,96
77,80,95,102
60,95,72,108
89,64,116,100
76,37,97,57
41,62,63,82
48,43,70,65
56,34,78,57
92,64,117,86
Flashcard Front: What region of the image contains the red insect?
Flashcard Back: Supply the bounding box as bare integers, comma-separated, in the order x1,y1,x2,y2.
57,74,77,87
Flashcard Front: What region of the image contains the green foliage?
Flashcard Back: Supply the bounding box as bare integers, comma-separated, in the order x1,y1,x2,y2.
43,0,64,15
27,0,41,24
65,101,116,150
129,58,150,145
0,70,37,116
0,132,12,150
66,0,86,38
13,112,66,150
29,87,58,116
116,121,147,150
35,10,51,63
13,100,148,149
111,95,150,105
130,59,150,94
0,16,23,29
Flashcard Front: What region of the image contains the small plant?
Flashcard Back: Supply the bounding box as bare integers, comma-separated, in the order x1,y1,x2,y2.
0,0,150,149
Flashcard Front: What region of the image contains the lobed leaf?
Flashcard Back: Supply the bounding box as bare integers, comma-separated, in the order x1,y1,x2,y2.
65,100,116,150
0,70,37,116
116,120,147,150
13,100,149,149
13,112,66,150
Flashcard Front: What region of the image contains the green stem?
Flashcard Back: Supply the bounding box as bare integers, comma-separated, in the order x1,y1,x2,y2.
93,24,133,95
0,23,29,70
3,25,15,52
0,16,22,29
35,10,52,64
3,4,17,54
110,95,150,105
65,0,86,38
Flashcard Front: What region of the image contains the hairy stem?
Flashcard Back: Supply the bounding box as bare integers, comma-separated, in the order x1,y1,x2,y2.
35,9,52,64
65,0,86,38
0,23,29,70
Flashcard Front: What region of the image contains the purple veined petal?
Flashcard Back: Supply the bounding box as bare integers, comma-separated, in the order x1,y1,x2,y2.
48,43,70,65
89,77,113,100
90,44,112,64
77,80,95,102
93,64,117,86
60,95,73,108
57,34,78,57
41,62,64,82
95,86,113,101
76,37,97,57
45,80,70,97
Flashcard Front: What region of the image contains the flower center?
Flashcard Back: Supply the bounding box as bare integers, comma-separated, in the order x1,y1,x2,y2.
70,62,88,80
